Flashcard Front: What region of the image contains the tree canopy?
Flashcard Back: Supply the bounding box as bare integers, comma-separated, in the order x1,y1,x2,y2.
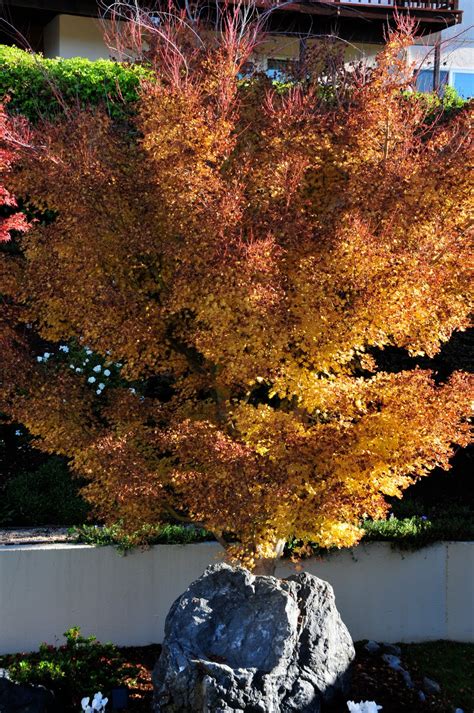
0,17,472,569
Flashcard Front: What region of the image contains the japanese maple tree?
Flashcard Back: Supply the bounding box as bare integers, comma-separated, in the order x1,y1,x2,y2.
0,15,472,571
0,104,28,241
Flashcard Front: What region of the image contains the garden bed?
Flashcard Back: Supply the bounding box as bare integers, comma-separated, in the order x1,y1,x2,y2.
2,640,471,712
125,640,474,712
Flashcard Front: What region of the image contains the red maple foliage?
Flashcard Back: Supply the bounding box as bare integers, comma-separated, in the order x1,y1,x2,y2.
0,104,29,242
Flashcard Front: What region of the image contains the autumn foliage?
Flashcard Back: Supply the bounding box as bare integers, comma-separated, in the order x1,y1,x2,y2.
0,15,472,568
0,105,28,242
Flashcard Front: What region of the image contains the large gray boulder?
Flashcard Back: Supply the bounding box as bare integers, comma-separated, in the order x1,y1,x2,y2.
154,563,355,712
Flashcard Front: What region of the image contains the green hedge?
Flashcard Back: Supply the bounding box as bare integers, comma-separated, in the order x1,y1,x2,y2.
0,45,150,120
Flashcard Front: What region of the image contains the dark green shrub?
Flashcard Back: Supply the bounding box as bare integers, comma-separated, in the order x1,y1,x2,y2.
0,45,150,120
0,627,138,711
0,456,90,526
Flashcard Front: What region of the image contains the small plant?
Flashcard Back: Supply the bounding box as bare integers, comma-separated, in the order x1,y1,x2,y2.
0,628,137,711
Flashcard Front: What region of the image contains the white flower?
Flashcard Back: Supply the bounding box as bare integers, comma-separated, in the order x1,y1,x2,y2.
103,369,111,377
59,345,70,353
81,692,108,712
70,364,75,369
15,429,21,436
92,692,108,710
85,348,93,356
98,383,105,390
129,387,136,394
36,356,43,362
76,368,83,373
347,702,382,713
88,376,96,384
43,352,51,360
93,365,102,373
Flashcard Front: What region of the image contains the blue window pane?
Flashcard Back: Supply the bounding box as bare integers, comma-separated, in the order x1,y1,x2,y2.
416,69,449,93
266,59,290,80
453,72,474,99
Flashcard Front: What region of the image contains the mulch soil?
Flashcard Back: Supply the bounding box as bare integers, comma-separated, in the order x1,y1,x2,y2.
346,645,454,713
120,645,161,712
120,643,457,712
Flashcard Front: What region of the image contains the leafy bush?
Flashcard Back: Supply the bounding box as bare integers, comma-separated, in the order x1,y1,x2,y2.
0,627,138,711
0,456,90,526
300,511,474,556
360,514,474,549
0,45,150,120
412,84,467,119
72,522,214,552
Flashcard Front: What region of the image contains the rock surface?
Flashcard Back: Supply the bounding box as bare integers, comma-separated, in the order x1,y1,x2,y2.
422,676,441,695
154,563,355,712
0,676,56,713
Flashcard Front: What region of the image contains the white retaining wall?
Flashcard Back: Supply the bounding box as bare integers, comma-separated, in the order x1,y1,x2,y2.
0,542,473,654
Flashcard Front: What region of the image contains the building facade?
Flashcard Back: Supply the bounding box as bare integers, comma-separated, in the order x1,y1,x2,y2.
1,0,472,96
409,1,474,98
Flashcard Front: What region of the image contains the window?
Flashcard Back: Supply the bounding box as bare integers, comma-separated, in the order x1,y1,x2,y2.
452,72,474,99
415,68,474,99
415,69,449,94
266,58,290,80
238,62,256,80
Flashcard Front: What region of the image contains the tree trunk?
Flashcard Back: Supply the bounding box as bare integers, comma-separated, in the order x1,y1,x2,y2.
253,539,286,576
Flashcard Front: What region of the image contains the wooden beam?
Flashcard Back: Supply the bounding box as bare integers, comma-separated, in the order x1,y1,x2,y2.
1,0,462,39
1,0,98,16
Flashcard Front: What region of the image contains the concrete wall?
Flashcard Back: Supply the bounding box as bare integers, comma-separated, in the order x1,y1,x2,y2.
0,542,472,654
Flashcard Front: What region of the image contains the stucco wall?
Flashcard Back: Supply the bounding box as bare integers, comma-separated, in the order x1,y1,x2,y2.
41,13,381,67
0,542,472,654
43,15,118,60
